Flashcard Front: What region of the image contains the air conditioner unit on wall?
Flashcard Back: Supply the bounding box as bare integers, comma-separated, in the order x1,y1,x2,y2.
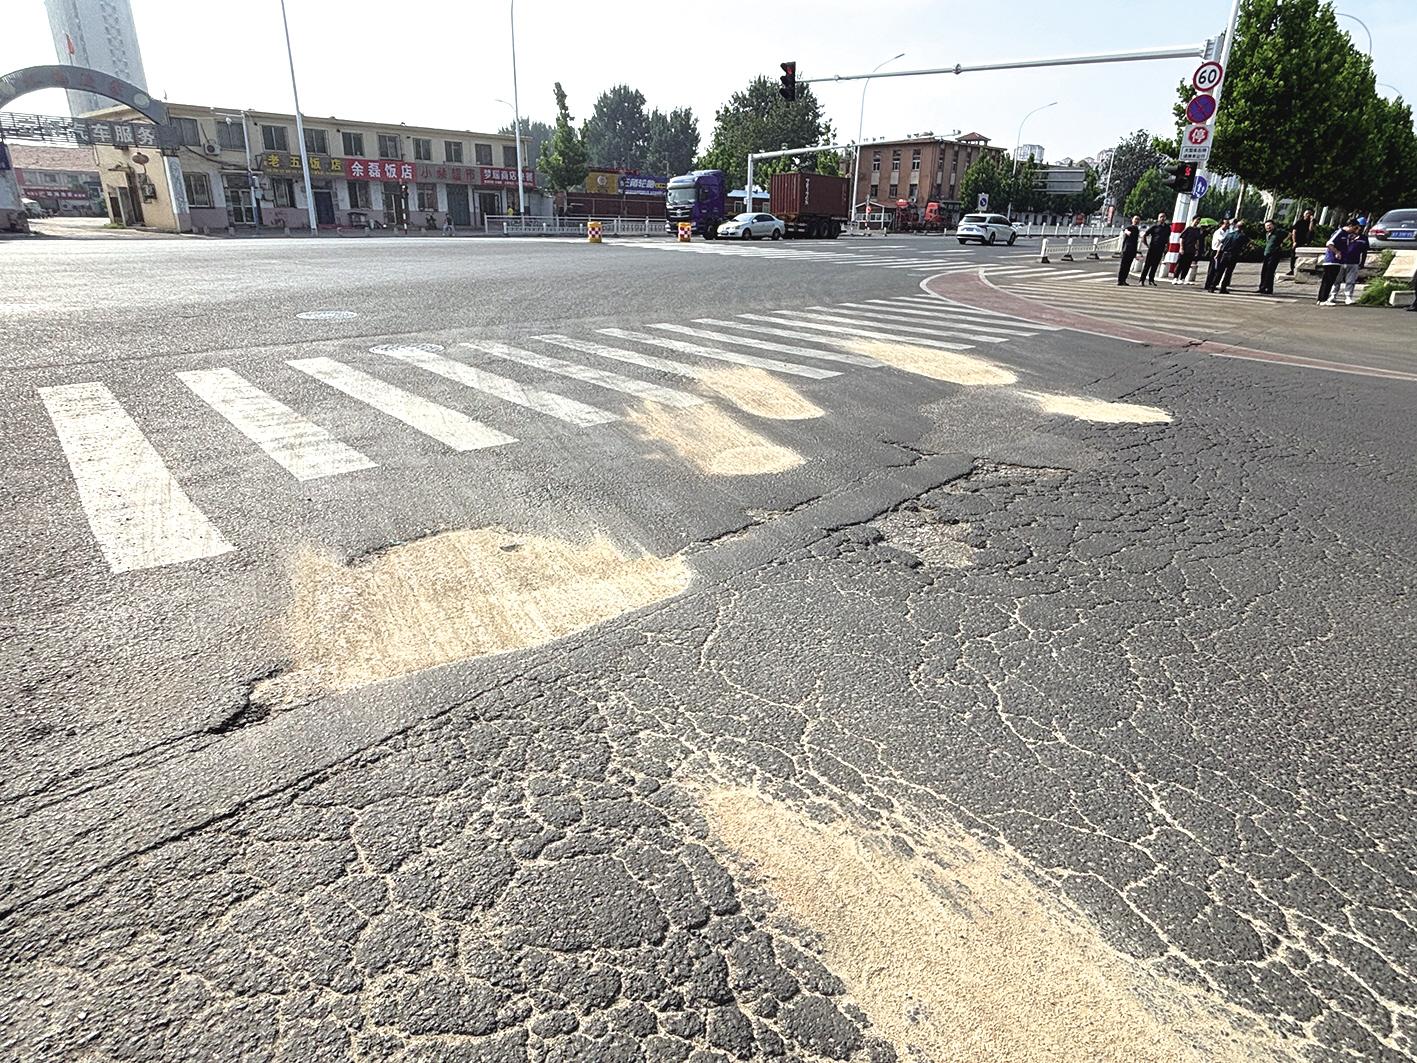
203,143,220,156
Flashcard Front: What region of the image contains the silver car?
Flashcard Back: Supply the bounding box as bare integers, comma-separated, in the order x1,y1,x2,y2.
956,212,1018,245
1367,208,1417,251
717,212,785,240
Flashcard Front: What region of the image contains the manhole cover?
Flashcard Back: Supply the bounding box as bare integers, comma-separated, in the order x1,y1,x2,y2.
369,342,445,354
296,309,358,321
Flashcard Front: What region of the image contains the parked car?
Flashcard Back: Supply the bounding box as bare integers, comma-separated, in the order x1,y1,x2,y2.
717,212,785,240
956,212,1017,245
1367,208,1417,251
22,197,46,219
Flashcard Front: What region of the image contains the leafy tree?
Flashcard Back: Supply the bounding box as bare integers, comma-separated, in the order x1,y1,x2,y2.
643,107,700,176
540,83,589,194
497,119,553,169
1105,129,1167,212
959,154,1010,212
1369,95,1417,211
1123,167,1174,219
697,76,833,188
1210,184,1265,220
583,85,650,169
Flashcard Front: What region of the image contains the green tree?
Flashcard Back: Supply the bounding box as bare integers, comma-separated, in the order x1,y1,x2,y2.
643,106,700,176
959,154,1009,213
1123,167,1174,219
697,76,833,189
540,83,589,195
1369,95,1417,211
497,119,553,169
1105,130,1167,212
1210,184,1265,220
583,85,650,169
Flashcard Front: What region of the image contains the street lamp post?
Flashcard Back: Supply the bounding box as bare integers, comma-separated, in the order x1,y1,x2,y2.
851,52,904,230
1006,100,1056,221
1335,12,1372,56
509,0,526,216
494,97,525,198
278,0,318,234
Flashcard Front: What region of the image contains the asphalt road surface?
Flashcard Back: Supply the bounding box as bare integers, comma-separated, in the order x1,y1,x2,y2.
2,230,1414,1063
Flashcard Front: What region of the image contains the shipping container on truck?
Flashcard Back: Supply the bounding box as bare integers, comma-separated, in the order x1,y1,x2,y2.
769,172,848,239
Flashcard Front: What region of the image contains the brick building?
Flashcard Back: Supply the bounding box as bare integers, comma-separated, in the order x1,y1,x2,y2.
852,132,1005,226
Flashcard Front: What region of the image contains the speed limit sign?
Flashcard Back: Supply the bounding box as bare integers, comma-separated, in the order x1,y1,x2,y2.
1192,61,1224,93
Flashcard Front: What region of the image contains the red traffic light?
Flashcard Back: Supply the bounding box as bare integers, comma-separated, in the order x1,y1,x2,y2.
779,61,797,102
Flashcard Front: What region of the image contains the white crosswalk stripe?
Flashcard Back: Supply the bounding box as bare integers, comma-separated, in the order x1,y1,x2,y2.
645,323,884,368
462,340,704,408
596,328,840,379
287,357,516,451
863,298,1062,330
829,303,1043,338
178,368,377,481
39,382,234,573
802,307,1009,344
378,344,618,427
691,317,895,355
738,313,974,352
534,333,714,380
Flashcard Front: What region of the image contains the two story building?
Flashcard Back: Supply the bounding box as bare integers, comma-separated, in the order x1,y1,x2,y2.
86,100,539,232
852,133,1005,227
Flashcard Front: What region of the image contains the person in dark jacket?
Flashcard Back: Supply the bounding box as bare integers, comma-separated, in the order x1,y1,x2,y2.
1117,215,1141,285
1213,223,1248,293
1204,219,1231,291
1173,219,1203,285
1139,213,1170,285
1288,208,1314,275
1257,219,1286,294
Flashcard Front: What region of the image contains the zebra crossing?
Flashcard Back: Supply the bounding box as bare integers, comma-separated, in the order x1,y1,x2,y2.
617,238,1046,278
36,294,1058,574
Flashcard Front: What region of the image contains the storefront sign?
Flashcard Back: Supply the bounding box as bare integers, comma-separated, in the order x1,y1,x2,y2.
414,163,478,183
21,187,95,199
0,110,161,148
585,171,619,195
345,158,416,181
621,174,667,196
477,165,537,188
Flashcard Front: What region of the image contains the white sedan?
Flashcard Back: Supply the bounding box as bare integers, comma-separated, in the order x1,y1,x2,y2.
956,212,1018,245
717,212,785,240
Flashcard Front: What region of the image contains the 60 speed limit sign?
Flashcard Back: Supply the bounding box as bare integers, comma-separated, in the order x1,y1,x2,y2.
1192,61,1224,93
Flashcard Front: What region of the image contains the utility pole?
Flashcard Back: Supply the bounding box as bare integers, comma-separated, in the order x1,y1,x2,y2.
509,0,526,216
851,53,904,229
279,0,318,235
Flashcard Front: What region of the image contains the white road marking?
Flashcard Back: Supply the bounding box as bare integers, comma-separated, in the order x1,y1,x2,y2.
596,328,839,379
39,382,234,573
534,334,710,379
647,323,883,368
830,303,1041,337
378,344,617,427
177,368,376,481
801,307,1009,344
866,297,1063,329
296,309,358,321
462,340,703,408
691,317,887,354
287,357,516,451
738,313,973,351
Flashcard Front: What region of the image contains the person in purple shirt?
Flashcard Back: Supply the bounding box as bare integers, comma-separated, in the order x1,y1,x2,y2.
1316,219,1362,306
1337,223,1369,305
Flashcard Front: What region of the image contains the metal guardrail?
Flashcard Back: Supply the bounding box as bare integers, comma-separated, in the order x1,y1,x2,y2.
486,216,667,237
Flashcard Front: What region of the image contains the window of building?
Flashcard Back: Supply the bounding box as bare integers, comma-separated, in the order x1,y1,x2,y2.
341,131,364,157
271,177,295,208
413,137,432,161
444,140,463,163
262,125,289,152
869,184,878,201
215,119,245,151
173,116,202,146
377,133,401,159
871,151,880,172
182,172,213,207
911,148,921,171
891,149,901,171
347,181,370,209
502,144,517,168
888,182,898,197
303,128,328,155
383,180,403,222
474,143,493,165
416,182,438,211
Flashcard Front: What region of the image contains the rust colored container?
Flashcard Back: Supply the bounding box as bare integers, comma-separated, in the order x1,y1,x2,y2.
769,171,849,220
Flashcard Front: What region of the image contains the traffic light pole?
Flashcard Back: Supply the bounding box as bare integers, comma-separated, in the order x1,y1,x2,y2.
798,45,1204,88
744,143,854,217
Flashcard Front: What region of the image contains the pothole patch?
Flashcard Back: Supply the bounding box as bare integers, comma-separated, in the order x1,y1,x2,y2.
1037,394,1172,424
701,787,1293,1063
255,527,690,703
627,401,803,476
842,338,1017,386
370,342,445,354
870,506,978,569
296,309,358,321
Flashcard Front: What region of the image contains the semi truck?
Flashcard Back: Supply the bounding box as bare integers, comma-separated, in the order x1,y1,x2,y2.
665,169,848,239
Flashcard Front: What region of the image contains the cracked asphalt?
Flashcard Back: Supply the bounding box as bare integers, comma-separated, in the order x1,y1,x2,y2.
2,234,1414,1062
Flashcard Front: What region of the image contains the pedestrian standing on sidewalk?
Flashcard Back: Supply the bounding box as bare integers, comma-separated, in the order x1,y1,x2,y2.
1257,219,1285,294
1316,219,1359,305
1118,215,1141,286
1337,222,1369,304
1174,218,1203,285
1214,222,1248,293
1288,209,1314,276
1139,213,1170,286
1204,219,1231,291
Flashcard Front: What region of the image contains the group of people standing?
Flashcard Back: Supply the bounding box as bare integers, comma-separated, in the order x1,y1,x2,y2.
1114,207,1392,306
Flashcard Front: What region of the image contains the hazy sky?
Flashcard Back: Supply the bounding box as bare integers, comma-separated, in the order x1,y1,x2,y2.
3,0,1413,163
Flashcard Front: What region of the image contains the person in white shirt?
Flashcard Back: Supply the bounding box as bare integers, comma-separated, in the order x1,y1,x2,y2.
1204,219,1231,291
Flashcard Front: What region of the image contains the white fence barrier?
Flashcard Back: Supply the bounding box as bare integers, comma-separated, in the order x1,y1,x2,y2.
487,216,667,237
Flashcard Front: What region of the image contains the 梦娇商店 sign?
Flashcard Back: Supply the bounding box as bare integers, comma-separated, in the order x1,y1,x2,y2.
475,165,537,188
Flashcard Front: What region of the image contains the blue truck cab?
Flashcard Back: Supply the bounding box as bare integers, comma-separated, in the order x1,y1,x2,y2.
665,169,727,239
